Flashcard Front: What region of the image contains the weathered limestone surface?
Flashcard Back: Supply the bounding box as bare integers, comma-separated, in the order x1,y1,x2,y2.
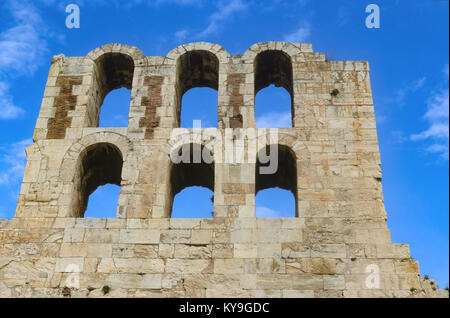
1,42,447,298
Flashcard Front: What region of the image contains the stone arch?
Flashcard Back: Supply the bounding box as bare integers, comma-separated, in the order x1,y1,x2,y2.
166,141,215,217
255,142,298,217
59,132,131,217
176,50,220,95
254,131,311,217
86,43,146,66
166,42,230,65
254,50,293,95
241,42,302,63
255,131,311,169
165,43,231,129
60,132,130,177
174,49,222,127
86,44,146,127
248,44,295,129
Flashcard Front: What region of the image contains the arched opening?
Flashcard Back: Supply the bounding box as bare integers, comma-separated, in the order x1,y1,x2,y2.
254,50,294,128
180,87,218,128
171,187,214,218
255,85,292,128
176,50,219,128
99,87,131,127
255,144,297,217
256,188,296,218
84,184,121,218
72,143,123,218
92,53,134,127
169,143,215,218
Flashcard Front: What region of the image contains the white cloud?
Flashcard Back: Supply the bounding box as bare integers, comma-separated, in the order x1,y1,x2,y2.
0,1,48,76
390,76,427,106
410,88,449,143
411,122,448,141
101,114,129,127
255,0,310,13
423,89,449,122
391,130,408,144
255,206,283,218
176,0,248,41
198,0,248,37
283,22,311,42
410,68,449,160
0,82,24,119
0,1,49,120
256,111,292,128
175,29,189,42
426,143,449,158
0,138,32,186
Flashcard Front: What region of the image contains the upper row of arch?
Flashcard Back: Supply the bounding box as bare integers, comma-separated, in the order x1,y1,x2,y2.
85,41,313,66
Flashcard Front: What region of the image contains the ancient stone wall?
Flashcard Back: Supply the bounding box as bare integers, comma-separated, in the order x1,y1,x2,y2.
0,42,447,298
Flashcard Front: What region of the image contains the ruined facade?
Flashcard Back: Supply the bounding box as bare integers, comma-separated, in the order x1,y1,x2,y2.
0,42,447,298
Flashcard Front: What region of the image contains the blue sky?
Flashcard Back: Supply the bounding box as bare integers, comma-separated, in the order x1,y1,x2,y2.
0,0,448,287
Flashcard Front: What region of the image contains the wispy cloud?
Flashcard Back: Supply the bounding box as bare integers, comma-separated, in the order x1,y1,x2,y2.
389,76,427,106
411,66,449,160
171,0,248,42
257,0,309,12
0,1,48,76
391,130,408,144
0,0,49,120
0,82,24,119
256,206,283,218
256,111,292,128
101,114,129,127
425,143,448,156
412,121,448,141
0,138,32,187
198,0,248,38
175,29,189,42
283,22,311,42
